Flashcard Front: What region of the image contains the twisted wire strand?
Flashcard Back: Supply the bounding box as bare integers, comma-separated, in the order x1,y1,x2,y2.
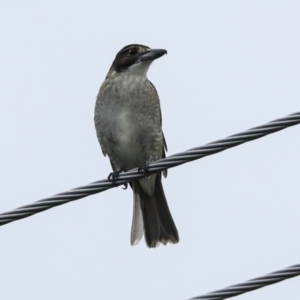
0,111,299,226
190,264,300,299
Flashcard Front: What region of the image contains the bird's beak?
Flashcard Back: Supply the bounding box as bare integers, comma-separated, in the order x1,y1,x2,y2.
140,49,167,62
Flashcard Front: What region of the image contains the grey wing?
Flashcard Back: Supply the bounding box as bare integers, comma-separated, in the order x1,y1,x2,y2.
94,93,107,157
162,132,168,178
149,81,168,178
95,121,120,171
95,98,123,173
94,120,107,157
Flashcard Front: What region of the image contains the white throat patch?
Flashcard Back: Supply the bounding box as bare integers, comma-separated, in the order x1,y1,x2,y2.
126,61,152,78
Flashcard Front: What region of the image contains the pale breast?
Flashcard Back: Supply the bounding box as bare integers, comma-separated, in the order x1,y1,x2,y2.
95,74,163,171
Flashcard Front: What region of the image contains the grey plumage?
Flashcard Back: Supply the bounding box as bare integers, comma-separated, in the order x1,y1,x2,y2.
94,44,179,247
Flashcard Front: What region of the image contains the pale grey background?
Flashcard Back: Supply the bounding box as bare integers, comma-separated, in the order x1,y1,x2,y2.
0,1,299,299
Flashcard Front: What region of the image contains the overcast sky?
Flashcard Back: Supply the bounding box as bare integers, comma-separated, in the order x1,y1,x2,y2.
0,1,300,300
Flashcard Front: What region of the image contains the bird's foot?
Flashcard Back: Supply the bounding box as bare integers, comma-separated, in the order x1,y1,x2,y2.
108,170,121,186
108,170,128,189
138,161,150,179
122,183,128,190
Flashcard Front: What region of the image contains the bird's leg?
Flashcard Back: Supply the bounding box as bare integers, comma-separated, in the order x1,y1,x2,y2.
138,161,150,179
122,183,128,190
108,170,121,186
108,170,128,189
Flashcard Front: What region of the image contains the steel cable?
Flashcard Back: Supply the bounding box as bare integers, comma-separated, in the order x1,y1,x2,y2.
190,264,300,299
0,111,299,226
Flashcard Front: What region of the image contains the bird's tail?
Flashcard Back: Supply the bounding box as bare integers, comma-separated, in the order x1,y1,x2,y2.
131,174,179,248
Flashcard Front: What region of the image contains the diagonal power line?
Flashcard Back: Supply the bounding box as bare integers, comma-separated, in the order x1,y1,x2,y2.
0,111,299,226
189,264,300,300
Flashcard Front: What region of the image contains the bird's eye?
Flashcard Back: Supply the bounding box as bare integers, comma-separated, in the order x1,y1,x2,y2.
128,49,137,55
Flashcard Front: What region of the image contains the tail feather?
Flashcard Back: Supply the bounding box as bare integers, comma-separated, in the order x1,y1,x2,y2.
130,191,144,246
153,177,179,244
131,175,179,248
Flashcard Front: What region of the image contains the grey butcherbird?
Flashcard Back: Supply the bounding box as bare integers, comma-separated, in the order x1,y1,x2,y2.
94,44,179,248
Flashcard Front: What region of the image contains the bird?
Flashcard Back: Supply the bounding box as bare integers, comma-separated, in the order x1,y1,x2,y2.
94,44,179,248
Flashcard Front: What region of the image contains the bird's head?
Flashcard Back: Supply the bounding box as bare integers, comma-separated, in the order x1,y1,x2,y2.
106,44,167,78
